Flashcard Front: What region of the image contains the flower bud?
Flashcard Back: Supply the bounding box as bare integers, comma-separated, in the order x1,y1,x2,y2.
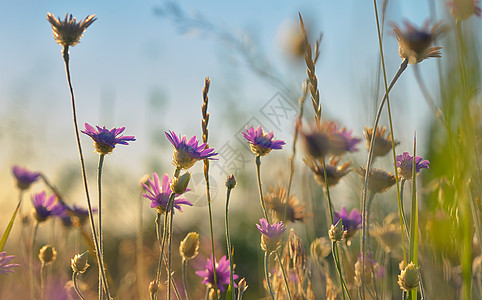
38,245,57,265
398,262,420,292
148,280,159,295
71,252,89,274
225,174,237,189
170,172,191,194
179,232,200,260
328,219,346,242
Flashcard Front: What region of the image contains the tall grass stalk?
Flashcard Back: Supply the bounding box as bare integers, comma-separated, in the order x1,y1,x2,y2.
225,181,235,300
61,46,110,299
137,184,145,300
264,252,275,300
97,153,105,300
408,136,419,300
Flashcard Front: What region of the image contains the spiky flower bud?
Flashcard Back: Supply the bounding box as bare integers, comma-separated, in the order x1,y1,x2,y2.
170,172,191,194
398,262,420,292
179,232,200,260
38,245,57,265
328,219,346,242
225,174,237,189
71,252,89,274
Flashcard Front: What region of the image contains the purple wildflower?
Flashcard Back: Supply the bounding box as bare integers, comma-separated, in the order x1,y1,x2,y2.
12,165,40,190
448,0,481,20
333,207,362,240
31,191,66,223
242,126,285,156
0,252,20,275
61,204,97,227
81,123,135,155
328,123,361,155
396,152,430,180
142,172,192,214
165,131,217,169
256,218,286,253
196,255,238,292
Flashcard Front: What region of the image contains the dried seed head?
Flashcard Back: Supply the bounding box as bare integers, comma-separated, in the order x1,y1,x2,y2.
170,172,191,194
328,219,347,242
71,252,89,274
264,186,305,223
364,127,399,158
179,232,200,260
398,262,421,292
305,156,351,188
38,245,57,265
310,237,332,262
46,13,96,47
225,174,237,189
358,167,396,194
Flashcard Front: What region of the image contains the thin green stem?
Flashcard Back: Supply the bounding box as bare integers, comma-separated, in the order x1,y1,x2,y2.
333,242,352,300
40,263,45,300
206,187,218,300
97,154,105,300
62,46,110,299
255,155,269,220
399,180,410,240
225,187,235,300
73,272,87,300
182,259,191,300
408,138,419,300
264,252,275,300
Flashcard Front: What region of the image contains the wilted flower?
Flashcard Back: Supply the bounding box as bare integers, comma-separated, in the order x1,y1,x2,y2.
398,262,420,292
196,255,238,292
310,237,332,262
179,232,200,260
392,20,443,64
31,191,65,223
305,156,351,187
358,167,396,194
165,131,217,169
0,252,20,275
363,127,399,158
242,126,285,156
71,252,89,274
264,186,305,223
12,165,40,190
81,123,135,155
39,245,57,265
256,218,286,253
142,173,192,214
333,207,362,239
448,0,481,20
396,152,430,180
46,13,96,47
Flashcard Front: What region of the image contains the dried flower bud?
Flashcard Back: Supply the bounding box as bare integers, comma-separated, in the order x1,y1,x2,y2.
328,219,346,242
398,262,420,292
38,245,57,265
237,277,248,294
225,174,237,189
71,252,89,274
148,280,159,295
170,172,191,194
310,237,332,261
179,232,200,260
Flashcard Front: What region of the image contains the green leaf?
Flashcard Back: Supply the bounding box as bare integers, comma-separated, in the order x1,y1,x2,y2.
0,199,22,252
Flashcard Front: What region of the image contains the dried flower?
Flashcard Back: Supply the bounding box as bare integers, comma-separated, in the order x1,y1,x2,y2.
81,123,135,155
396,152,430,180
0,252,20,275
333,206,362,240
242,126,285,156
310,237,332,262
46,13,96,47
264,186,305,223
142,173,192,214
225,174,237,189
257,218,286,253
398,262,420,292
39,245,57,265
358,167,396,194
165,131,217,169
305,156,351,188
393,20,443,64
179,232,200,260
31,191,65,223
71,252,89,274
328,219,347,242
170,172,191,194
12,165,40,190
363,127,399,158
448,0,481,20
196,255,238,292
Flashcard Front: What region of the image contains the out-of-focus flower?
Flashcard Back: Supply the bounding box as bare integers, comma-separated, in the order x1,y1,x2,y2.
39,245,57,265
373,213,401,253
46,13,96,47
354,253,385,286
31,191,65,223
396,152,430,180
0,252,20,275
448,0,481,20
142,173,192,214
328,123,361,156
310,237,332,262
333,207,362,240
66,204,97,227
12,165,40,190
81,123,135,155
358,167,396,194
264,186,305,223
179,232,199,260
363,127,399,158
392,20,444,64
242,126,285,156
256,218,286,253
196,255,238,292
71,252,89,274
165,131,217,169
398,262,420,292
302,123,332,159
305,156,351,188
